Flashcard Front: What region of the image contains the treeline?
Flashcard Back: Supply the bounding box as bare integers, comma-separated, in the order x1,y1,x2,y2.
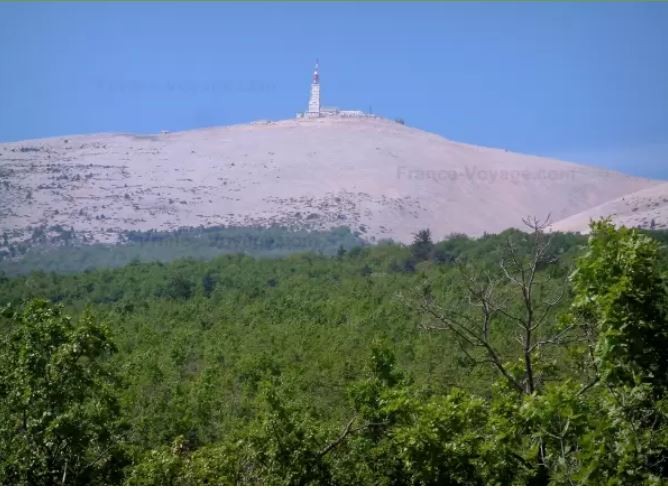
0,222,667,484
0,225,364,276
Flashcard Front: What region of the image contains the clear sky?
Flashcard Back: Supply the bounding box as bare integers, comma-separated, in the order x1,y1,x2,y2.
1,2,667,178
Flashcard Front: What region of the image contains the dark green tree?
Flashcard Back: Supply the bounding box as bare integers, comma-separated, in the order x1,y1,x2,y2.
410,228,434,262
567,220,668,484
570,220,668,392
0,300,126,484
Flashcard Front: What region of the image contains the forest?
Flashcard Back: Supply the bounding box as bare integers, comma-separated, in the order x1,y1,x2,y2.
0,220,667,485
0,225,363,275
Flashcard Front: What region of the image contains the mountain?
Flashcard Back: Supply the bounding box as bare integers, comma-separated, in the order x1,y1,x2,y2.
551,182,668,233
0,117,660,246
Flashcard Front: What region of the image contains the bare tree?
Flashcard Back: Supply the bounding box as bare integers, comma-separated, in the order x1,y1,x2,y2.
409,215,572,395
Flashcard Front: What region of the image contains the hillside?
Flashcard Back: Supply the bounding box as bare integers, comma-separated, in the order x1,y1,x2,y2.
0,117,659,247
551,182,668,233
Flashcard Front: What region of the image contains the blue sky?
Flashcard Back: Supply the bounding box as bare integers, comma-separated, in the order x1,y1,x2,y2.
1,2,667,178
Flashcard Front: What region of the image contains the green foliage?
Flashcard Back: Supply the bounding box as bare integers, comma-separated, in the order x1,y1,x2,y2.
161,273,195,300
567,220,668,484
571,219,668,391
0,300,126,484
334,347,528,485
517,381,590,483
391,390,489,484
128,382,330,485
241,384,330,485
575,385,668,485
1,223,667,484
131,438,248,485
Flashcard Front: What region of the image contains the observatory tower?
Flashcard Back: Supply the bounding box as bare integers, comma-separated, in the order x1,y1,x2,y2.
306,61,321,117
296,60,370,119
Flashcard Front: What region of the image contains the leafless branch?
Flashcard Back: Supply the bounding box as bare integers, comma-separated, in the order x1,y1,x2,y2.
318,415,357,458
410,215,567,397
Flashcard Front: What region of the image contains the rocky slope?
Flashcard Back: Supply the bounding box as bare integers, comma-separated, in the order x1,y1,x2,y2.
551,182,668,233
0,117,661,246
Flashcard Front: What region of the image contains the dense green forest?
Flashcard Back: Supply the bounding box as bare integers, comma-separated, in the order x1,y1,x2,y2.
1,221,667,484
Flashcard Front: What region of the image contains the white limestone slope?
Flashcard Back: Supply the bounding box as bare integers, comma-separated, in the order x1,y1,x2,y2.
0,117,660,245
550,182,668,233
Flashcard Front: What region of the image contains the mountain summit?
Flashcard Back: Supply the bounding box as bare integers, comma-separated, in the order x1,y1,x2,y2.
0,117,662,245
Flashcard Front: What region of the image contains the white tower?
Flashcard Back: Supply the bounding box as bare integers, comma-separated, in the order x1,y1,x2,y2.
307,60,320,116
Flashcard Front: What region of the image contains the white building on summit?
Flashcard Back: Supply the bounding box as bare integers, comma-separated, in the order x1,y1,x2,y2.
297,61,371,119
306,61,321,115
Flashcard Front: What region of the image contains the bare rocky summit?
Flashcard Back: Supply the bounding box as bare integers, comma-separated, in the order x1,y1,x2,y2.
551,182,668,233
0,116,663,247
